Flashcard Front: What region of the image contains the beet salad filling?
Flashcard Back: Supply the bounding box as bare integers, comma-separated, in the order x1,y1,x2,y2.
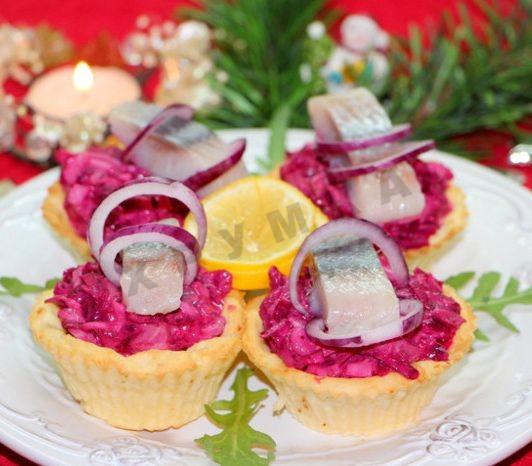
57,148,185,239
48,263,232,355
260,267,464,380
280,145,453,250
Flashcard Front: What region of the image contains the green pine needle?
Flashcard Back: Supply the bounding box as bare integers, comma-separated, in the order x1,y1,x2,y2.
196,368,276,466
180,0,328,130
445,271,532,340
179,0,331,169
384,0,532,159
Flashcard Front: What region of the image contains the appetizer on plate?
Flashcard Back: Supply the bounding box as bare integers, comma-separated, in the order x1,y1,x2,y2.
280,88,468,265
31,179,244,431
43,102,247,262
243,219,475,436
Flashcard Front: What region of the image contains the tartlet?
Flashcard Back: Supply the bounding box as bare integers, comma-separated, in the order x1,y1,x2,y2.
31,287,244,431
35,177,244,431
44,102,248,262
280,88,468,266
43,181,92,262
242,216,475,436
243,281,474,436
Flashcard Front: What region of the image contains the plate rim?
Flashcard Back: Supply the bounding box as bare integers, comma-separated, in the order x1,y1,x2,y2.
0,128,531,466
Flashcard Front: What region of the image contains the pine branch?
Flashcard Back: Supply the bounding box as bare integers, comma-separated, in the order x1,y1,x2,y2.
180,0,328,131
384,0,532,158
181,0,531,166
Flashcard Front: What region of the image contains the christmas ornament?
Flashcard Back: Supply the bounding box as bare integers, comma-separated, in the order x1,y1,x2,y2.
121,16,218,110
121,15,180,68
508,144,532,167
340,15,389,53
155,20,219,109
24,114,64,162
0,23,72,85
60,112,106,153
25,130,54,162
322,15,390,93
0,96,16,151
32,115,63,146
33,24,74,69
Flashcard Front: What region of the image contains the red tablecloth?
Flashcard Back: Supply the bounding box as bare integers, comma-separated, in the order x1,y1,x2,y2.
0,1,530,464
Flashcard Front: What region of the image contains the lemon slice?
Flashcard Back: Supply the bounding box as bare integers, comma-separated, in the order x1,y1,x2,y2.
185,176,327,290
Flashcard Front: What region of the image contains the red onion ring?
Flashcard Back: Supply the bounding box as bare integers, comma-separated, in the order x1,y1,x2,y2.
99,224,199,285
328,140,435,182
121,104,195,163
124,175,173,186
88,180,207,260
306,298,423,347
183,138,247,191
118,102,246,191
288,219,409,316
316,123,412,155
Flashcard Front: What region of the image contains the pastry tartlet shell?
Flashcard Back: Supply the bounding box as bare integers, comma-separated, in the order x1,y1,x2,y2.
404,185,468,268
30,289,244,431
42,182,92,262
242,285,475,436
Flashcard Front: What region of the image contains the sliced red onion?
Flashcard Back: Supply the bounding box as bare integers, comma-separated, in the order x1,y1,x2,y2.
88,180,206,260
316,123,412,155
99,223,199,285
121,104,195,163
183,138,247,191
328,140,435,182
306,298,423,347
289,218,409,316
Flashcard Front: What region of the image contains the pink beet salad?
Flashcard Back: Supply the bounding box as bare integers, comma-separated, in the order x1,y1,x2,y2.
48,263,232,355
57,148,185,239
280,145,453,250
260,267,464,380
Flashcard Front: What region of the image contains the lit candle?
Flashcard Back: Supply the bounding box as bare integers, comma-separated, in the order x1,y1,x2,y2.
26,62,141,120
73,61,94,92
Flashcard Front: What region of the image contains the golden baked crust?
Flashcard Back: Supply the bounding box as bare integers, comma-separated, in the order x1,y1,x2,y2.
405,184,468,267
30,289,245,431
242,285,475,435
42,182,92,262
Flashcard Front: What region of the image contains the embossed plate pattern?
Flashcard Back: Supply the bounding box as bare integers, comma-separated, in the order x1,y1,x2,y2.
0,129,531,466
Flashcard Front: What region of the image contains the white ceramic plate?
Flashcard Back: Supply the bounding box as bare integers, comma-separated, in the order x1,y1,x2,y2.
0,129,531,466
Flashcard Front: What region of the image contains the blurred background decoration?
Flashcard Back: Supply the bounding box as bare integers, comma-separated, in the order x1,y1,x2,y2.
0,0,530,184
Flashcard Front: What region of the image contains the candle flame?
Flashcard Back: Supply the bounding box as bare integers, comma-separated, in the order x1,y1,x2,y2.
73,61,94,92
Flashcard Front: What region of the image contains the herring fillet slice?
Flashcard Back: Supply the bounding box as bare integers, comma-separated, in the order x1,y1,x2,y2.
119,219,186,315
346,162,425,223
120,243,185,316
108,101,245,183
311,236,400,336
308,88,392,141
197,159,248,198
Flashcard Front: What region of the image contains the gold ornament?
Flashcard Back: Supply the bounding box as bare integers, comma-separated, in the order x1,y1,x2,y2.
60,112,106,153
